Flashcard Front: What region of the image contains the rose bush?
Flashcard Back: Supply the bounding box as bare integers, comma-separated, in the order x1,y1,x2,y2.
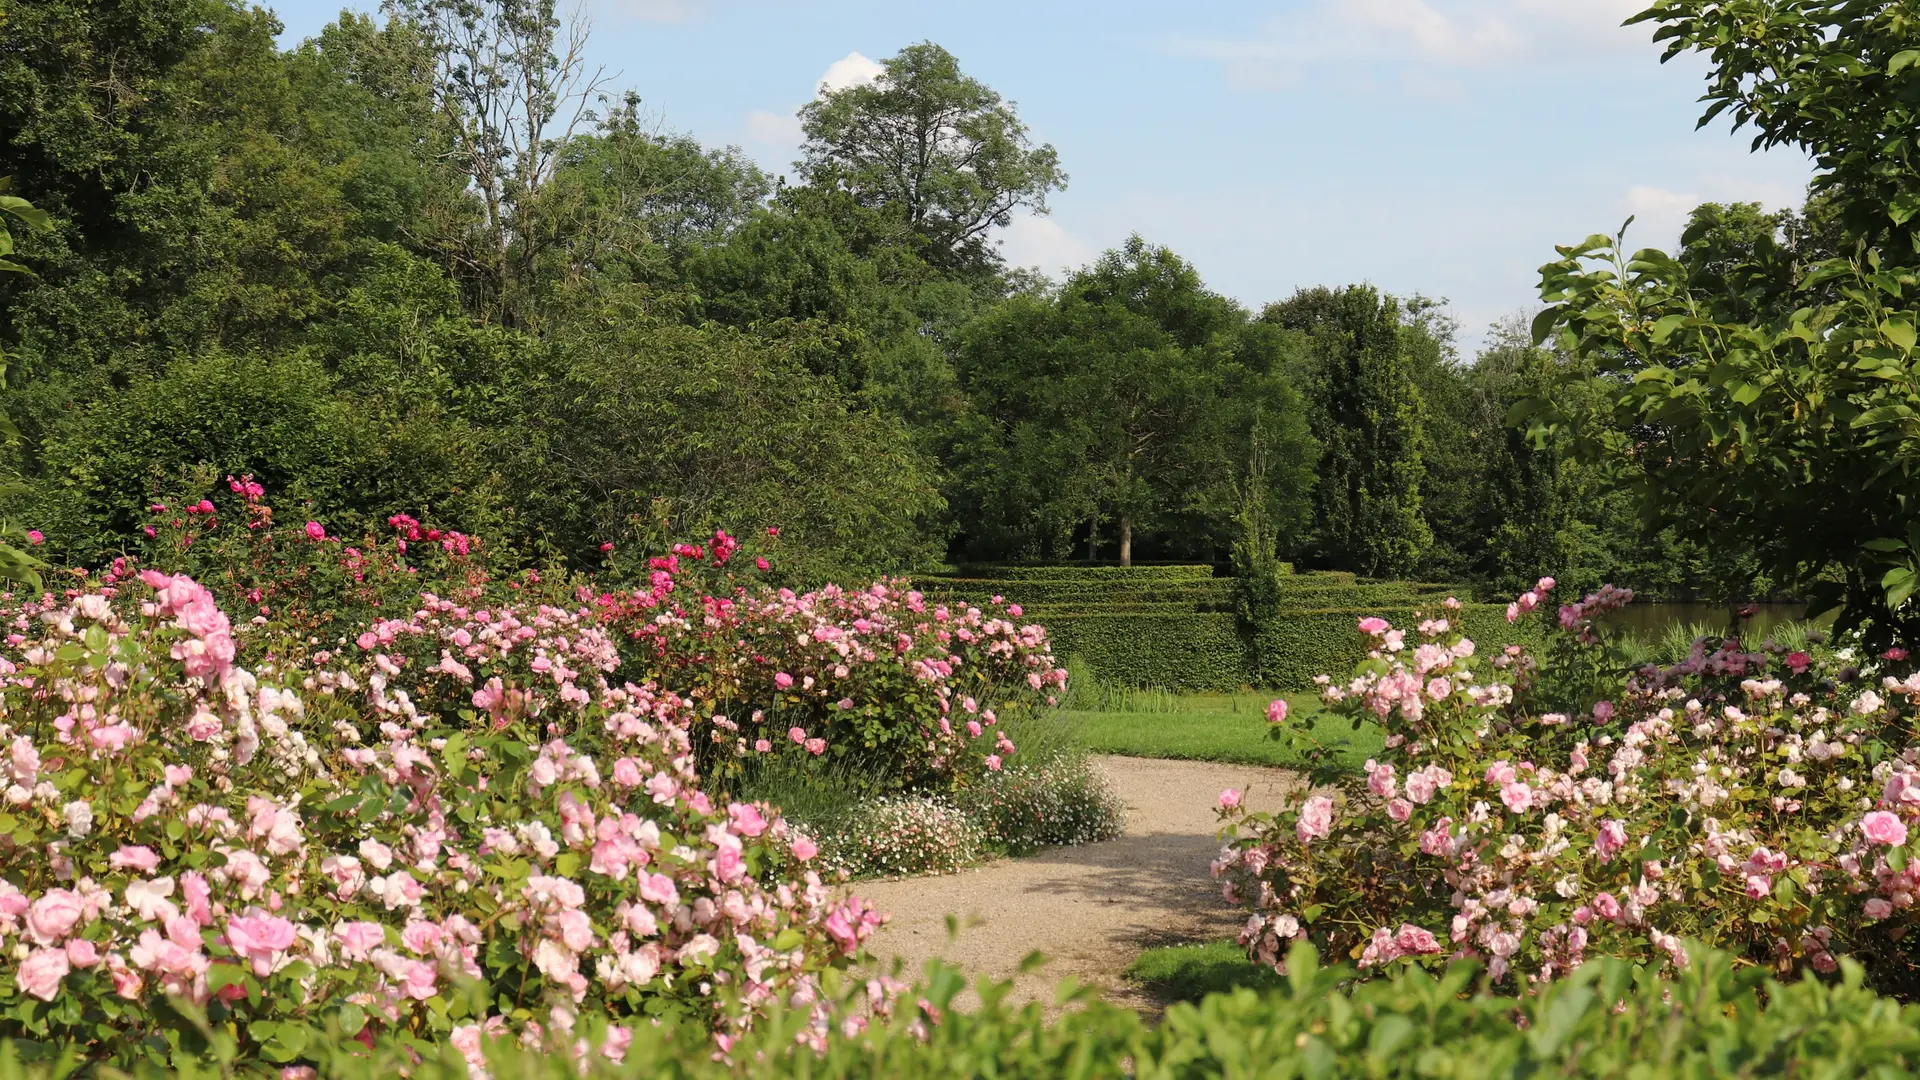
0,569,901,1068
1215,581,1920,995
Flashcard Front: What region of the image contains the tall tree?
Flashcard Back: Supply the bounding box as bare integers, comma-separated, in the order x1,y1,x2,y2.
796,42,1065,274
1266,285,1430,577
386,0,610,325
953,237,1313,566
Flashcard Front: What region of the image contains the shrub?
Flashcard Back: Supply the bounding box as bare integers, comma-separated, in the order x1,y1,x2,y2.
816,796,985,879
1215,579,1920,995
957,756,1126,855
1046,611,1247,691
0,572,880,1068
31,940,1920,1078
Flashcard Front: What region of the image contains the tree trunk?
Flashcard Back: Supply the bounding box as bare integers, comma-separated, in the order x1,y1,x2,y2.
1088,516,1099,563
1119,516,1133,567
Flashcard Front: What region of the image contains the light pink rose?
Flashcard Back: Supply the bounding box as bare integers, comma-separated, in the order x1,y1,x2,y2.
1357,616,1391,636
1863,810,1909,846
26,890,84,945
18,948,69,1000
790,836,819,862
1266,699,1289,724
110,846,163,873
1594,819,1628,859
1867,897,1895,919
1217,789,1242,811
1296,796,1334,844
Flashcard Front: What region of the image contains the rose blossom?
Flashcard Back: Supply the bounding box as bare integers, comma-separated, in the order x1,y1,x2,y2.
1862,810,1908,847
1296,796,1334,844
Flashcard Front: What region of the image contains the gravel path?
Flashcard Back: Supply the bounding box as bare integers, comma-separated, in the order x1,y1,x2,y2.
852,755,1300,1011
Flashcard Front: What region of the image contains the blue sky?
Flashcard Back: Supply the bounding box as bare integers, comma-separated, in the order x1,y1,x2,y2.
270,0,1814,353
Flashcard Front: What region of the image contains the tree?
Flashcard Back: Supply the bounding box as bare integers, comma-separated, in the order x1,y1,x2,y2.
1522,1,1920,646
1265,285,1431,577
952,237,1313,566
797,42,1065,274
0,179,50,586
386,0,611,325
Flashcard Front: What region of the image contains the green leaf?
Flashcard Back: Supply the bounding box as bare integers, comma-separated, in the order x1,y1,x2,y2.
1530,306,1563,345
1892,49,1920,76
1891,846,1911,872
1883,319,1918,350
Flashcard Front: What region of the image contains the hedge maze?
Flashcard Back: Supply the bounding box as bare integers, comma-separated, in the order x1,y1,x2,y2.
918,565,1538,691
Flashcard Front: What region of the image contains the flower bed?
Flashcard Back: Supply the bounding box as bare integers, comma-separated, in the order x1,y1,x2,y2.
0,484,1076,1069
1214,580,1920,994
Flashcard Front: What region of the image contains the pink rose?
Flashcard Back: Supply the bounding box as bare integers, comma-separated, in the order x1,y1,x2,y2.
64,938,101,968
788,726,806,744
611,757,644,788
333,921,386,961
1863,810,1909,847
727,803,768,837
1867,897,1895,919
111,846,163,873
805,738,826,756
18,948,69,1001
1387,798,1413,822
304,521,326,541
774,672,794,690
1217,789,1242,811
226,913,297,976
1266,699,1289,724
1357,616,1391,636
1296,795,1334,844
638,873,678,907
1499,782,1534,814
790,836,819,862
26,890,84,945
1594,819,1628,860
1593,892,1622,921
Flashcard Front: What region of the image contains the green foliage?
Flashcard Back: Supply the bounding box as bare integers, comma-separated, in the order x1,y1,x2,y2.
1048,612,1249,692
0,179,50,587
28,942,1920,1078
1522,2,1920,647
1266,284,1431,577
1126,940,1286,1005
949,237,1316,566
797,41,1065,273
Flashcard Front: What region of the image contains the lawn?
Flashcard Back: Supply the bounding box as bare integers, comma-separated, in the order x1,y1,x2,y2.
1062,690,1382,772
1125,940,1285,1006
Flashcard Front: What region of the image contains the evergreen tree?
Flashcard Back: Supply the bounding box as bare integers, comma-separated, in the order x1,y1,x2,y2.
1267,285,1430,577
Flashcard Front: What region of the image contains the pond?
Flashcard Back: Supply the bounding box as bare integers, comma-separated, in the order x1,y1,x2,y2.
1598,601,1832,644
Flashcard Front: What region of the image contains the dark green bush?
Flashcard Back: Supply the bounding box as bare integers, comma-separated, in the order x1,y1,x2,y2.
1049,611,1248,691
53,943,1920,1078
922,578,1234,607
945,563,1218,583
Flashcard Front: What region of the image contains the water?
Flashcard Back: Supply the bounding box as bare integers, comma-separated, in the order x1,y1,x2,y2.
1597,602,1832,644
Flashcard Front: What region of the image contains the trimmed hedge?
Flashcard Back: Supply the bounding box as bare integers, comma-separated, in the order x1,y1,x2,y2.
1043,611,1248,692
80,943,1920,1078
917,565,1515,692
944,563,1218,583
924,579,1234,607
1250,603,1540,690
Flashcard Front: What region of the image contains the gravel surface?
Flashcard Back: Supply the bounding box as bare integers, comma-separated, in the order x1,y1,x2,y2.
852,755,1300,1011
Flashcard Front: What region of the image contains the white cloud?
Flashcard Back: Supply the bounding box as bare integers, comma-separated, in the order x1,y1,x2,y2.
997,213,1098,277
1619,184,1699,248
1176,0,1650,97
745,109,803,146
741,52,888,164
819,51,884,92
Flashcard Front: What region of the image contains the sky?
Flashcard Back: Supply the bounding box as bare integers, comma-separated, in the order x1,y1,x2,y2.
268,0,1816,353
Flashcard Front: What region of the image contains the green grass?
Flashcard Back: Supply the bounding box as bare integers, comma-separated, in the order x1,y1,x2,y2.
1125,940,1285,1006
1063,690,1382,772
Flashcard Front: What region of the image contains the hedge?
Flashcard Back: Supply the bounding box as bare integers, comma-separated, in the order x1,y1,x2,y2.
1046,611,1249,692
1271,583,1455,609
943,563,1219,583
922,579,1234,607
57,943,1920,1078
1250,603,1539,690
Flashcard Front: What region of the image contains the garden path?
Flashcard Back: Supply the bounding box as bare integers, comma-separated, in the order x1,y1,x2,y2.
852,755,1300,1012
